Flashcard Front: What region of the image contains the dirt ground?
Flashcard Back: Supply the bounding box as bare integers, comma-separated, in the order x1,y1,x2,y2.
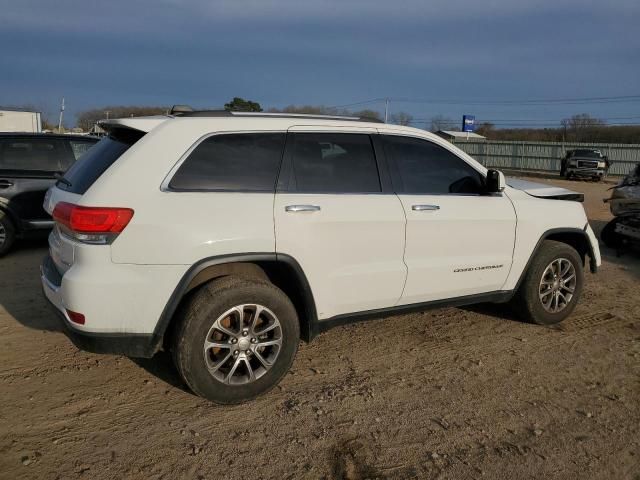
1,178,639,480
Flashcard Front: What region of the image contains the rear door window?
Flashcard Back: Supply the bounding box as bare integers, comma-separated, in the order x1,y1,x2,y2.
168,133,286,191
57,128,144,194
286,133,381,193
0,137,68,173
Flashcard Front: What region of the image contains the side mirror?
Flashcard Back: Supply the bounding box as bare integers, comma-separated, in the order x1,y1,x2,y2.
486,169,505,193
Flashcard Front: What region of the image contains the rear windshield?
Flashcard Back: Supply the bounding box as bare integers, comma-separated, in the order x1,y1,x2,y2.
57,128,144,194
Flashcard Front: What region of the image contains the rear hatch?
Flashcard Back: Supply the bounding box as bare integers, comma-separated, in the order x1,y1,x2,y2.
44,126,147,275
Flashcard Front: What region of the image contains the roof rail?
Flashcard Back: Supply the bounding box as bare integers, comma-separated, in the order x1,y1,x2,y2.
169,106,383,123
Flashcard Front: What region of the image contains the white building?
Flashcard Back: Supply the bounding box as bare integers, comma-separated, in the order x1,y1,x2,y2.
0,109,42,133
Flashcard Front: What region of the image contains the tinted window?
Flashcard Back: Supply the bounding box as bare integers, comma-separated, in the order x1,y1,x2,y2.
571,149,602,159
169,133,285,191
383,135,484,194
0,137,68,172
69,140,97,161
58,128,144,194
289,133,380,193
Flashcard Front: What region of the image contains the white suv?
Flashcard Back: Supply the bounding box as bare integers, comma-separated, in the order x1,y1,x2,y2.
41,109,601,403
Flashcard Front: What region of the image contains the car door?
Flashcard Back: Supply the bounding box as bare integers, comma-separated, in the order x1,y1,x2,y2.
274,127,407,320
381,133,517,305
0,136,69,226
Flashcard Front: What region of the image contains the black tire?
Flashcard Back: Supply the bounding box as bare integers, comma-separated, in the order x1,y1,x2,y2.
0,210,16,257
511,240,584,325
172,276,300,404
600,218,622,249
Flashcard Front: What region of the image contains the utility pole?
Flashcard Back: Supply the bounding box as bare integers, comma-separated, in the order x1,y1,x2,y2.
57,97,65,132
384,98,389,123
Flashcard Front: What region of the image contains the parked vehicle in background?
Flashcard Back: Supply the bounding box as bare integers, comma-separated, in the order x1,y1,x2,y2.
560,149,609,181
601,163,640,251
41,109,600,404
0,133,99,255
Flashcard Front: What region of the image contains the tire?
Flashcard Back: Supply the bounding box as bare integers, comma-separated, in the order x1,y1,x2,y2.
600,218,622,249
511,240,584,325
0,210,16,257
172,276,300,404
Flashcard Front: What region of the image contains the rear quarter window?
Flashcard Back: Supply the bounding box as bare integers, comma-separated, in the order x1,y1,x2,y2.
168,133,286,191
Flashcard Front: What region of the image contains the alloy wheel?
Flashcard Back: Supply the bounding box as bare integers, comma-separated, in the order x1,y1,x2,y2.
203,304,282,385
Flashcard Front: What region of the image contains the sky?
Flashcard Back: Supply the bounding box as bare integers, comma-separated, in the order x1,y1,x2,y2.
1,0,639,128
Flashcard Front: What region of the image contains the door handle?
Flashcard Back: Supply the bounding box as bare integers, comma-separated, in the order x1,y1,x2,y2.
0,180,14,188
412,204,440,211
285,205,321,213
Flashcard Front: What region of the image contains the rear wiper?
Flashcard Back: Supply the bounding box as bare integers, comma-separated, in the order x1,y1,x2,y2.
54,172,72,188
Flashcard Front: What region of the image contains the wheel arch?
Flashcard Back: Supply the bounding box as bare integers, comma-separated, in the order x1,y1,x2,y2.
514,227,596,292
152,253,318,355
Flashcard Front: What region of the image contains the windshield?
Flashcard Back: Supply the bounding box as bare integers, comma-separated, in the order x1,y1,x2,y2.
571,149,602,159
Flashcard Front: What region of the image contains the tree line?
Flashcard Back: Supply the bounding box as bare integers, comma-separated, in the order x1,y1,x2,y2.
69,99,640,144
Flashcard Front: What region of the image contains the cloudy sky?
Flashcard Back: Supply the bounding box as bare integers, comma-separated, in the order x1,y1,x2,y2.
1,0,639,127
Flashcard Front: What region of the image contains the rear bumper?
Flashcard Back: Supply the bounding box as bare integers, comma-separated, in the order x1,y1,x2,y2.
40,255,159,358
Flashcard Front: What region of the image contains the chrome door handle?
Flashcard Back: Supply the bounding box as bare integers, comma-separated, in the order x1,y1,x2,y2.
0,180,13,188
285,204,321,213
412,204,440,211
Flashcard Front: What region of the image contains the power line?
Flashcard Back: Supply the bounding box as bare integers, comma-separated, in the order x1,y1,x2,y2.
408,120,640,128
411,115,640,123
331,94,640,109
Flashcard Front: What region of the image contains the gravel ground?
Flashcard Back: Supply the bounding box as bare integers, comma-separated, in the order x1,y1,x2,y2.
1,178,639,480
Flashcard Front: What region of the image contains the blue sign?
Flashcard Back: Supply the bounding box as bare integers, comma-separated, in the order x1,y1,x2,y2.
462,115,475,132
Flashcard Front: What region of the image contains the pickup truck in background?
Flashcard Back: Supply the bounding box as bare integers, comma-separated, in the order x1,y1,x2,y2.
560,149,610,181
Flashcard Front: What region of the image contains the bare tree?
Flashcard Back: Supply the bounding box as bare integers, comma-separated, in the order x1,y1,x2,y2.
475,122,495,138
390,111,413,126
560,113,605,142
429,114,458,132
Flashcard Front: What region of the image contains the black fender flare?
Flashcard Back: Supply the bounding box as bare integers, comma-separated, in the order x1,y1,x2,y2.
150,252,318,354
512,226,597,294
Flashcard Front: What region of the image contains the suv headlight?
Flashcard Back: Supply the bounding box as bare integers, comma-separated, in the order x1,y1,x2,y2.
597,161,606,168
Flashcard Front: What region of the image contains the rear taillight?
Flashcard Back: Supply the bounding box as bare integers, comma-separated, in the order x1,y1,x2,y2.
52,202,134,244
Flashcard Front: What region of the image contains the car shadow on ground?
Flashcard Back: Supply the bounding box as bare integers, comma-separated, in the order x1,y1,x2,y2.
590,219,640,281
0,240,66,333
0,240,191,393
130,352,192,393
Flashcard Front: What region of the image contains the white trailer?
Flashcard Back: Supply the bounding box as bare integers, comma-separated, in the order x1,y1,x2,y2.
0,110,42,133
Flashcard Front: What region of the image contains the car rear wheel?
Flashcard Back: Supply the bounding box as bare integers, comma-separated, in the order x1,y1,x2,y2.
511,240,584,325
172,276,300,404
0,211,16,257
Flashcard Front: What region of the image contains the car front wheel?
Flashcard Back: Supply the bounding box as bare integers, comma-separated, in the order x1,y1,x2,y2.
172,276,300,404
511,240,584,325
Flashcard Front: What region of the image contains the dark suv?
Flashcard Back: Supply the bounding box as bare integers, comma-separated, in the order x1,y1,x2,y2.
0,133,98,255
